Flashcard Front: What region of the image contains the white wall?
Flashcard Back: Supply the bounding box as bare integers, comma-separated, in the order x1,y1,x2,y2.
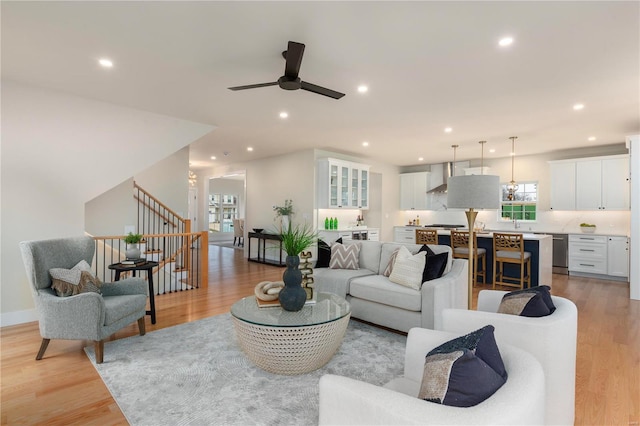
0,82,214,325
85,178,134,236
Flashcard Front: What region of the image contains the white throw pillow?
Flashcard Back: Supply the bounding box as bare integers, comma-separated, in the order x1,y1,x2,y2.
388,246,426,290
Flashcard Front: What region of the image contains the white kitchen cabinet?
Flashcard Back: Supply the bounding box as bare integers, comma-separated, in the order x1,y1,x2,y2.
318,158,370,209
607,236,629,277
368,229,380,241
394,226,417,243
576,156,629,210
569,234,608,275
399,172,430,210
549,161,576,210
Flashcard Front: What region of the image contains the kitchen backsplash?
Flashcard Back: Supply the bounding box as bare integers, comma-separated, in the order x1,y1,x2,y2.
403,210,631,236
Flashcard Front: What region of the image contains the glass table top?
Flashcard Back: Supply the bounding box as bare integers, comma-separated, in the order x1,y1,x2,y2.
230,292,350,327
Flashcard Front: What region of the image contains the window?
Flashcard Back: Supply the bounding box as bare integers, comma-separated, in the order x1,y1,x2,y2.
500,182,537,221
209,193,238,232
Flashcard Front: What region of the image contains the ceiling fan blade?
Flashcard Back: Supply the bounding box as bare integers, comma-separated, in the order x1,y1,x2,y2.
284,41,305,79
228,82,278,91
300,81,346,99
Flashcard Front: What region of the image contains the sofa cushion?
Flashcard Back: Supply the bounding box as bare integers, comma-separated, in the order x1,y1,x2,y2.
418,325,507,407
350,274,422,311
330,243,361,270
498,285,555,317
344,240,382,273
389,246,427,290
314,267,376,299
316,238,342,268
379,243,453,276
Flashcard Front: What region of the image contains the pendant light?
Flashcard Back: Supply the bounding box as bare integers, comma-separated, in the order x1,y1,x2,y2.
506,136,519,201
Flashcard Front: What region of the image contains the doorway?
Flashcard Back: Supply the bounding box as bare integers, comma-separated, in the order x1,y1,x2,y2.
208,173,246,242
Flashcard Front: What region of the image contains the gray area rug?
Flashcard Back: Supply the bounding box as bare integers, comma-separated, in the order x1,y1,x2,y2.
85,314,407,426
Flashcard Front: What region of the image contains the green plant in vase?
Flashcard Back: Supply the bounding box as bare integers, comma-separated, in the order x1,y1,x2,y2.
278,222,318,311
273,199,294,231
124,232,143,260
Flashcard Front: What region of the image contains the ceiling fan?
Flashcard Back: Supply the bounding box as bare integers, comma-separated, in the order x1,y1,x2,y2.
228,41,345,100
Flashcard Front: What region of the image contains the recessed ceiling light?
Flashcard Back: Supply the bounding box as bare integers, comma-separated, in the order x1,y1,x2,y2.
362,141,369,147
573,103,585,111
98,58,113,68
418,157,424,162
357,85,368,93
499,37,514,47
247,147,254,152
489,149,496,153
588,136,596,141
210,156,216,160
279,111,288,119
444,127,453,133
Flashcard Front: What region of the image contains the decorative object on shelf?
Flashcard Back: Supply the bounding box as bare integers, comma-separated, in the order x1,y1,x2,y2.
580,223,596,233
124,232,143,260
273,199,294,232
448,170,500,309
506,136,519,201
278,222,318,311
299,251,315,300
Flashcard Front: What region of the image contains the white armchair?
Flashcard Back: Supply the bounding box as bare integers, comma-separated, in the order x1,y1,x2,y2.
439,289,577,426
319,327,545,425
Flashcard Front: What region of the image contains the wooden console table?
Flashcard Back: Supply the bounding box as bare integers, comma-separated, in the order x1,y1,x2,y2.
247,232,285,266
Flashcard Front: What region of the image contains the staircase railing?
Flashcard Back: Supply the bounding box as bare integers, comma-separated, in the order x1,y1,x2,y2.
133,181,191,237
92,232,208,295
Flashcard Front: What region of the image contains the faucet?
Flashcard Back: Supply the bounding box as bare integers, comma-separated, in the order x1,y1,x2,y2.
513,217,521,229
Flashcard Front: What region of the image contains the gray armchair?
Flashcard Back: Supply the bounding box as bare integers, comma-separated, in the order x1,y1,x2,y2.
19,236,148,364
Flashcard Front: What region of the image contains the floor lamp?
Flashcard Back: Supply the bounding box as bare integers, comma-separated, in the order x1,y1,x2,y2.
447,174,500,309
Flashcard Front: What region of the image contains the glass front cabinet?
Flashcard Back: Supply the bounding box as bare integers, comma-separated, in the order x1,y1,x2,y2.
319,158,370,209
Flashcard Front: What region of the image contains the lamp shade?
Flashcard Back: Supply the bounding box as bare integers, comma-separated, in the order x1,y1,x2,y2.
447,175,500,210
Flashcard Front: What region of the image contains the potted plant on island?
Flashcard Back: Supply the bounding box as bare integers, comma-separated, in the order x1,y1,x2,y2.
278,221,318,311
124,232,143,260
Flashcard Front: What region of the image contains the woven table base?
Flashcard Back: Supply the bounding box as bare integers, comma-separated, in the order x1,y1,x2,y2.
232,314,351,375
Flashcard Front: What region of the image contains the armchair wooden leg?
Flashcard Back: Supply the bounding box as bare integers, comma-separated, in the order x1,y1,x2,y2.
138,317,146,336
36,338,50,360
95,340,104,364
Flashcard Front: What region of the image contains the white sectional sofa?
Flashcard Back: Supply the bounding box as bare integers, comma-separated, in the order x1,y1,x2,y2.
313,240,468,333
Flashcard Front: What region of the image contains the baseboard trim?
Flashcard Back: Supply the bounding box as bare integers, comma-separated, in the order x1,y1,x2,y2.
0,309,38,327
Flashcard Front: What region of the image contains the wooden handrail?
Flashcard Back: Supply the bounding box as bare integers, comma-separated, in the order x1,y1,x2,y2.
134,181,186,221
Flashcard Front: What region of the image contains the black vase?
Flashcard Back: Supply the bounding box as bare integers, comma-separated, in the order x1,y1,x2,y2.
279,255,307,311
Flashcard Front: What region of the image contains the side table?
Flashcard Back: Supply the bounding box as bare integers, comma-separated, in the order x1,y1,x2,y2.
108,261,158,324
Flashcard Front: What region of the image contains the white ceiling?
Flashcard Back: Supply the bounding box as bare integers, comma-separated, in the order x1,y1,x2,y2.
3,1,639,169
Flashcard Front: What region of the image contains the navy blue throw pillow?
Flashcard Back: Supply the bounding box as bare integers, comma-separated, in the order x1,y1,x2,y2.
421,252,448,282
419,325,507,407
498,285,555,317
315,237,342,268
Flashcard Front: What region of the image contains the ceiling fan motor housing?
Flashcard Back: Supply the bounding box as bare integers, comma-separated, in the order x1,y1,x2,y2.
278,76,301,90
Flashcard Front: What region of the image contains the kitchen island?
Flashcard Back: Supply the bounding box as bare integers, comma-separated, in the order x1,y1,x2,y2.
435,231,553,288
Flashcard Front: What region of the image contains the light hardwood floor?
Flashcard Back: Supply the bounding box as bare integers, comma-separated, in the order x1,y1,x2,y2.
1,245,638,425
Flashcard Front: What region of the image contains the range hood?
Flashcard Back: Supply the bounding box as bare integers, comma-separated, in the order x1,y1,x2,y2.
427,163,454,193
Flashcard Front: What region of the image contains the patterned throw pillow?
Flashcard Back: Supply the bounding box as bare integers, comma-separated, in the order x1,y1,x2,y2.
419,325,507,407
316,237,343,268
388,246,427,290
498,285,556,317
383,248,401,277
329,243,361,270
49,260,102,297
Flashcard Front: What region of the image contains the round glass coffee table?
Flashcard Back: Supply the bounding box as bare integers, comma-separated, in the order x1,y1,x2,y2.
230,292,351,375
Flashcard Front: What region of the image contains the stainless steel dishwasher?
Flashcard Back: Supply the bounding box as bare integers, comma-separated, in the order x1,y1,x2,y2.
550,233,569,274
